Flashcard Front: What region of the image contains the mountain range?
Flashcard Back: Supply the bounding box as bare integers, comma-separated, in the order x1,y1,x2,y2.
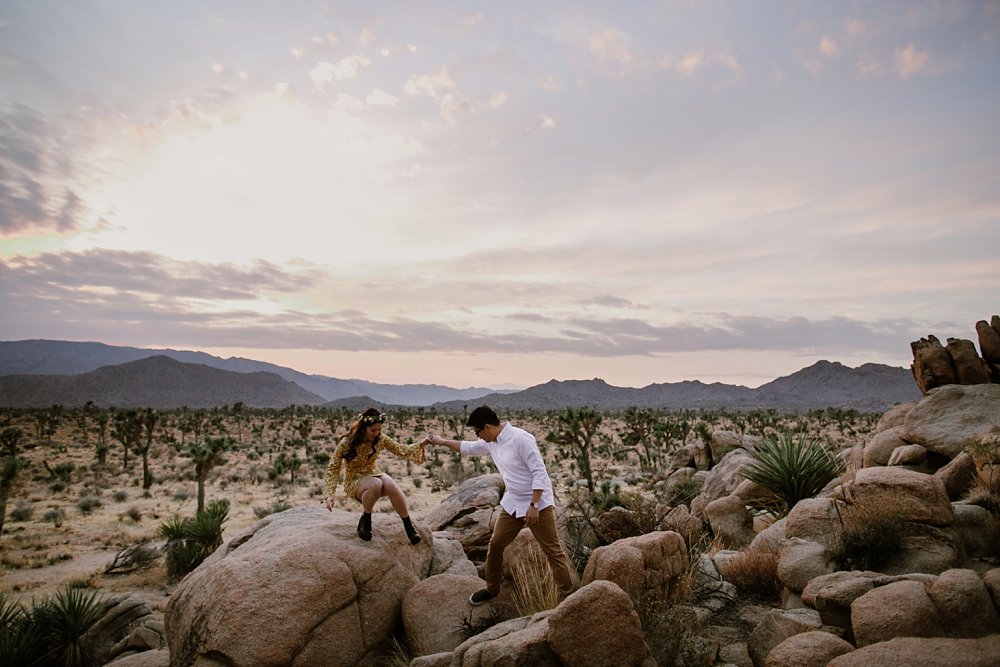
0,340,508,406
0,340,923,412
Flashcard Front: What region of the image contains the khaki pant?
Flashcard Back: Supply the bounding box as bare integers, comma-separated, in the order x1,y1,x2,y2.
484,506,575,596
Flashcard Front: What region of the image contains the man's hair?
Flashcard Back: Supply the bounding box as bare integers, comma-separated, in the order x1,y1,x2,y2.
466,405,500,431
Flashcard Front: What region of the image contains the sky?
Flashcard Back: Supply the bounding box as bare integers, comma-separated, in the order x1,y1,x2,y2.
1,1,998,390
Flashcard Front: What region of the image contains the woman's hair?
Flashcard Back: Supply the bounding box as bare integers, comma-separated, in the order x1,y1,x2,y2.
344,407,385,461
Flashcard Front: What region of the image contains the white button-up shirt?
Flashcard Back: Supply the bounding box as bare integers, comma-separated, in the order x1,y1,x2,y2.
460,422,555,518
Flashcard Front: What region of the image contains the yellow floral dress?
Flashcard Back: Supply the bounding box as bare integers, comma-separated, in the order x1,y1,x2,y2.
324,434,425,499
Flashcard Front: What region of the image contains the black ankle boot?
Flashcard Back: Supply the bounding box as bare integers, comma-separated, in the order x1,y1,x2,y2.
357,512,372,541
402,516,421,545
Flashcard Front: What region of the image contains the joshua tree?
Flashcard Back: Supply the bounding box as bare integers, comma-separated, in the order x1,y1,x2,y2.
93,410,110,465
186,436,234,515
135,408,159,489
548,407,602,492
111,409,143,472
0,427,25,539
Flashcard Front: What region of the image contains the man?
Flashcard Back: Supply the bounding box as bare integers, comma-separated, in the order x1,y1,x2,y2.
427,405,575,605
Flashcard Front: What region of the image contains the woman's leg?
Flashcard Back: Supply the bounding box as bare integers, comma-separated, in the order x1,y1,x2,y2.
355,477,384,512
378,475,410,517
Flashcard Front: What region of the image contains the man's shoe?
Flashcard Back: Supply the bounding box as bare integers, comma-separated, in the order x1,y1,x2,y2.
469,589,496,606
405,526,421,545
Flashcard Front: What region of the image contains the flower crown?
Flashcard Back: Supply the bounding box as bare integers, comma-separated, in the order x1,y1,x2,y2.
360,413,386,424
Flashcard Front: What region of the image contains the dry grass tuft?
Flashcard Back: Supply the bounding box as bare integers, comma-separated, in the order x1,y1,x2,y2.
509,554,560,618
834,490,907,571
720,542,781,602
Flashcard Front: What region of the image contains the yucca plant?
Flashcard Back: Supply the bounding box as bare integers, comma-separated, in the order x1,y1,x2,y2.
39,587,105,667
740,432,840,516
0,588,105,667
160,498,230,579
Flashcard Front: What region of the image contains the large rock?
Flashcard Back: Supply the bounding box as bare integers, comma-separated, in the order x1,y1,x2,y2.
911,335,957,394
874,401,917,433
429,532,479,577
746,607,823,667
828,635,1000,666
936,452,978,500
424,474,504,561
902,384,1000,458
801,570,880,632
697,446,755,507
764,630,854,667
776,538,835,594
952,503,1000,558
84,593,166,666
863,426,909,468
783,498,843,552
850,579,943,647
925,569,1000,637
705,494,754,549
106,648,171,667
849,466,953,526
976,317,1000,366
449,614,558,667
547,580,653,667
164,507,432,667
581,530,688,604
946,338,991,385
879,524,963,576
402,575,493,656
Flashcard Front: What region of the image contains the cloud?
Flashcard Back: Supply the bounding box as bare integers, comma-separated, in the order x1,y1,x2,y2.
0,104,91,236
310,55,373,89
820,36,839,58
404,67,505,123
2,248,315,301
211,62,225,74
460,13,486,32
538,114,556,129
366,89,400,106
404,67,456,99
657,51,741,77
358,29,375,47
895,44,929,79
587,28,636,74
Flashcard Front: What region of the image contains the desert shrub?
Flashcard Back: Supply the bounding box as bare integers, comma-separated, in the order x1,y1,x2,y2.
0,587,105,667
634,593,708,667
963,481,1000,515
590,479,625,512
171,490,190,502
76,496,102,515
253,500,292,519
741,432,840,516
112,490,128,503
49,481,66,493
719,542,781,602
312,452,330,466
10,502,33,522
508,553,560,618
49,462,75,483
160,499,229,580
412,477,423,489
43,508,65,527
103,542,159,575
125,506,142,522
834,492,906,571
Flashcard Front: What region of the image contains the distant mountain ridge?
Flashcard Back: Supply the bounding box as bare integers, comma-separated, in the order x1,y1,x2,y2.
0,340,508,406
0,340,922,412
432,360,922,412
0,356,327,408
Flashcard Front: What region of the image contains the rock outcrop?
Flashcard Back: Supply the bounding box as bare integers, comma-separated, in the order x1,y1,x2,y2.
911,316,1000,393
164,507,432,667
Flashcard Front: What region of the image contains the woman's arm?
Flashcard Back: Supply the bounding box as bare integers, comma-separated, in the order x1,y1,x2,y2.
323,440,346,510
382,434,426,466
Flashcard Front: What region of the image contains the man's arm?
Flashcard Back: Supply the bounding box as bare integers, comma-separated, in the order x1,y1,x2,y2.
426,433,462,453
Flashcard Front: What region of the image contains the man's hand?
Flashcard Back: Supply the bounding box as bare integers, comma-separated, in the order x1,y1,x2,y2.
426,433,445,446
525,505,540,526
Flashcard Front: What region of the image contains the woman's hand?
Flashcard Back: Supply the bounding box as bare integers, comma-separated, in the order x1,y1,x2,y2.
324,495,336,512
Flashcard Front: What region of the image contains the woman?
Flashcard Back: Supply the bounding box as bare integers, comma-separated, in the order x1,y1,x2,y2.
324,408,425,544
